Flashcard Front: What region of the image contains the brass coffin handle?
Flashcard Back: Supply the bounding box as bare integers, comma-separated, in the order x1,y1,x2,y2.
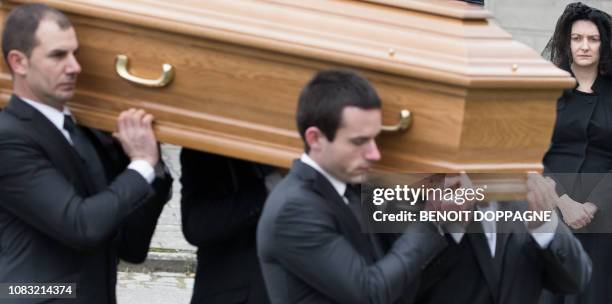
382,109,412,132
115,54,174,88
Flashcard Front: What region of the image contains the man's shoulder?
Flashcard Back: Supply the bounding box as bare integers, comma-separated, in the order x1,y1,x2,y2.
0,110,32,140
257,171,336,256
265,172,317,209
260,171,331,225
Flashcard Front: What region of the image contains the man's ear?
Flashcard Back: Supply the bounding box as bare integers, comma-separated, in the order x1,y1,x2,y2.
305,126,324,152
7,50,28,76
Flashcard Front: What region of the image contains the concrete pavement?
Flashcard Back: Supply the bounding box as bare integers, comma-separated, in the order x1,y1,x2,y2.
116,271,194,304
117,144,197,303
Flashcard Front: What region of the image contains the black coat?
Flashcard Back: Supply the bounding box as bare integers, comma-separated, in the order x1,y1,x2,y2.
543,75,612,227
542,75,612,303
180,149,269,304
0,95,173,304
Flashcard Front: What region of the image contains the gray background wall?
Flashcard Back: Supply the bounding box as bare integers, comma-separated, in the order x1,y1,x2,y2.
486,0,612,53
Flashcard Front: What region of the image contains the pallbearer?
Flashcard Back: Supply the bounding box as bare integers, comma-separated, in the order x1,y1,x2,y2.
0,4,172,303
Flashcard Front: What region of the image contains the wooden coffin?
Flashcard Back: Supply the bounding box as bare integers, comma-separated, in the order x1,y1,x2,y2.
0,0,575,173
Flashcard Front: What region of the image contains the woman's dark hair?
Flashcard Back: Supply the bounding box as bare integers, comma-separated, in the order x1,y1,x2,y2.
542,2,612,76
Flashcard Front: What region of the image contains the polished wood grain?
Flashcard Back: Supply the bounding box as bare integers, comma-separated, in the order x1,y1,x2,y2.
0,0,574,176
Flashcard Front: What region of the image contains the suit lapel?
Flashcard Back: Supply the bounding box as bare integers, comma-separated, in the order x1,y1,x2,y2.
293,160,377,263
498,222,526,304
5,95,97,195
466,222,500,300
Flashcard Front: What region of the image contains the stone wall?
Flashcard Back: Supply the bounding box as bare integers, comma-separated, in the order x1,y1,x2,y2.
486,0,612,53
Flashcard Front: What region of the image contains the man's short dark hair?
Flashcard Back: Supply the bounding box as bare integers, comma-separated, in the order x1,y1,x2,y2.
2,3,72,69
296,69,382,152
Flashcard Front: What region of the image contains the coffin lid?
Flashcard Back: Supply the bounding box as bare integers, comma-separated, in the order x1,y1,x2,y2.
29,0,574,89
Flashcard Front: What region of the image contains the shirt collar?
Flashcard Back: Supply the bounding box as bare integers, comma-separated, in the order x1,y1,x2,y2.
300,153,347,198
19,96,72,131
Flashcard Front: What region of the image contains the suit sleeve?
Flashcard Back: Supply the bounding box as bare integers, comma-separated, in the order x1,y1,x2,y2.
269,197,447,304
539,222,592,293
118,161,173,263
0,132,153,252
180,148,266,247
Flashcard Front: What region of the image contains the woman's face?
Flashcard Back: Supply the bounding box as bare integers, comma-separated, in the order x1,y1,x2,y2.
570,20,601,68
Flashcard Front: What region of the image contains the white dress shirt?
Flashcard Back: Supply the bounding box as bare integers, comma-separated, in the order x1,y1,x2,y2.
20,96,155,184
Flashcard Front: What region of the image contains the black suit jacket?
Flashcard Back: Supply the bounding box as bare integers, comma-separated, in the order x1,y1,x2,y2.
0,95,172,304
411,215,592,304
257,160,447,304
180,149,269,304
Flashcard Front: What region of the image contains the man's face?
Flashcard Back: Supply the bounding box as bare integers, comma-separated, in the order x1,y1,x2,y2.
315,106,382,184
570,20,601,69
23,19,81,106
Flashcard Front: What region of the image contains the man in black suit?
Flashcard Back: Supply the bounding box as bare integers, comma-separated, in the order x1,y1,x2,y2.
257,69,449,303
0,4,172,303
180,149,271,304
257,68,592,304
408,183,593,304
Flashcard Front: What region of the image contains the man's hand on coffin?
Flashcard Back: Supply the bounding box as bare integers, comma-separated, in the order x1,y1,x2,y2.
113,108,159,167
427,173,476,229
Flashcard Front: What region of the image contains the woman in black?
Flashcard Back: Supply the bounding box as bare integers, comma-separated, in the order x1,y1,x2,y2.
541,2,612,304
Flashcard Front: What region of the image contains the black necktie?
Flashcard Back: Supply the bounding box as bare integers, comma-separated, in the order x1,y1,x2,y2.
344,184,364,227
345,184,384,258
63,115,107,191
493,230,507,284
343,184,361,205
